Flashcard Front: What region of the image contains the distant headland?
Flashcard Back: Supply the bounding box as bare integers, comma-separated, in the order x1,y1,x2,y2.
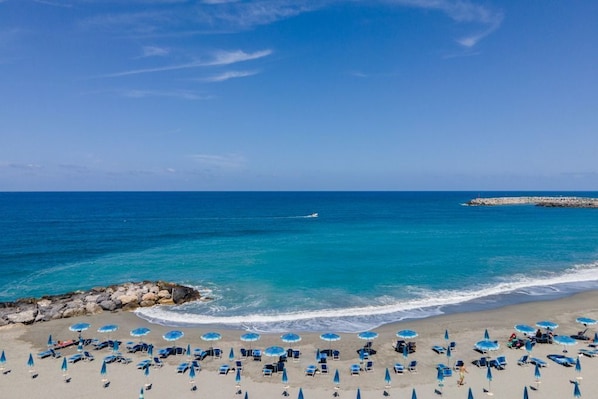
467,196,598,208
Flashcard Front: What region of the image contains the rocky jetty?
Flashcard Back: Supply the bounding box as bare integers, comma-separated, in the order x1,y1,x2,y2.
467,196,598,208
0,281,202,326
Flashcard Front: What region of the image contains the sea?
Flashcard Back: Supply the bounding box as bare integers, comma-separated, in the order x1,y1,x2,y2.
2,191,598,333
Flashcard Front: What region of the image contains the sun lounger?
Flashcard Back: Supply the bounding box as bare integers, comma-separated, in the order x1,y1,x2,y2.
407,360,418,372
365,361,373,372
177,362,191,373
305,365,317,376
117,355,132,364
252,349,262,362
517,355,529,366
219,364,230,375
54,340,77,349
153,357,164,368
103,355,118,364
321,363,329,374
393,363,404,373
83,351,95,361
350,364,361,375
472,357,488,368
529,357,547,367
571,329,590,341
38,349,61,359
547,354,575,367
68,353,84,363
578,348,598,357
449,341,457,351
293,350,301,362
136,359,151,369
432,345,446,354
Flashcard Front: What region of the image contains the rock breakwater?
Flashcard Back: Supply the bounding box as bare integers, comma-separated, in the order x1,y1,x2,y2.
467,196,598,208
0,281,202,326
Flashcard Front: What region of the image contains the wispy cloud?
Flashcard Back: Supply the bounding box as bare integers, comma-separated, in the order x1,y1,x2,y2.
33,0,73,7
203,70,259,82
141,46,170,57
102,49,272,77
120,89,209,100
191,153,246,169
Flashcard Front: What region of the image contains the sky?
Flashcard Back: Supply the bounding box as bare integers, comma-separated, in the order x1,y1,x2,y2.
0,0,597,191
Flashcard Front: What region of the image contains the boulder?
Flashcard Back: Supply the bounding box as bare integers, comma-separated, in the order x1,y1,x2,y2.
62,307,85,318
139,300,155,307
37,299,52,308
85,302,103,314
7,309,37,324
117,295,138,306
142,292,157,302
157,290,171,299
100,300,117,311
172,285,200,304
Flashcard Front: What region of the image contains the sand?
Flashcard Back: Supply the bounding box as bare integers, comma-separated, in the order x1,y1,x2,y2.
1,291,597,399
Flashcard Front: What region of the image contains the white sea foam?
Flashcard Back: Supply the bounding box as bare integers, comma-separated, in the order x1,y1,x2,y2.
136,261,598,331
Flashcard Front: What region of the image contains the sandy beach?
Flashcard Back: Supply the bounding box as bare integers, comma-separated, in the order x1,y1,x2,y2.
1,291,597,399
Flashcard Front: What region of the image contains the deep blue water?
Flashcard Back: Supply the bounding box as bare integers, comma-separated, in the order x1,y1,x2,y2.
2,191,598,332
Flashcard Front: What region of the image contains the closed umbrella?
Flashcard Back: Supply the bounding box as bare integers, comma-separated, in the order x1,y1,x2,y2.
437,367,444,390
112,340,119,354
61,357,68,380
189,363,196,383
525,339,533,353
483,329,490,340
573,381,581,398
144,363,150,386
186,343,191,358
333,368,340,387
468,387,474,399
229,347,235,361
0,350,6,371
575,356,582,380
384,367,391,388
147,344,153,359
27,353,35,369
486,365,493,394
411,388,417,399
298,387,304,399
523,386,528,399
235,367,242,387
282,368,289,396
446,345,452,368
47,334,54,348
356,388,361,399
77,338,84,352
444,329,449,342
100,360,108,384
402,343,409,360
139,387,144,399
534,362,541,389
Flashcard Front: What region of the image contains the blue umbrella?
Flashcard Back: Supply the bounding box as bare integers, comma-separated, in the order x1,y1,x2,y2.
144,363,150,379
69,322,91,339
356,388,361,399
235,368,241,385
244,392,248,399
320,333,341,351
333,369,340,386
264,346,286,357
553,335,577,352
298,387,304,399
147,344,153,358
444,329,449,341
241,333,260,342
576,317,597,326
61,357,68,375
437,367,444,388
229,347,235,361
47,334,54,348
282,368,288,385
468,387,474,399
474,340,499,352
575,356,582,379
446,345,452,364
384,367,391,387
396,329,418,339
112,340,120,353
483,329,490,340
534,362,541,382
27,353,34,368
131,327,151,339
281,333,302,343
523,386,528,399
164,330,184,342
573,381,581,398
411,388,417,399
402,343,409,359
594,332,598,344
525,339,533,353
486,365,492,393
186,343,191,358
357,331,378,340
189,363,196,382
98,324,118,333
536,320,558,330
202,331,222,341
515,324,536,335
100,360,107,380
0,350,6,369
77,338,83,352
139,387,144,399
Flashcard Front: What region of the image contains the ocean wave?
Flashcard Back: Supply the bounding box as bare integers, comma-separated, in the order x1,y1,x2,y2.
136,261,598,332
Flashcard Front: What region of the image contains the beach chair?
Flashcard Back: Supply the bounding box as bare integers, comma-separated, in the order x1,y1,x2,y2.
153,357,164,368
320,363,329,374
432,345,446,354
252,349,262,362
37,349,54,359
365,361,374,372
449,341,457,351
529,357,547,367
262,366,273,377
517,355,529,366
83,351,95,361
193,349,207,361
67,353,83,363
578,348,598,357
219,364,230,375
350,364,361,375
293,350,301,362
453,360,464,370
472,357,488,368
94,341,110,350
496,355,507,368
213,348,222,358
393,363,404,374
305,365,317,377
117,355,132,364
571,329,590,341
407,360,418,372
442,367,452,377
332,350,340,360
235,360,243,373
547,354,575,367
136,359,151,369
177,362,191,373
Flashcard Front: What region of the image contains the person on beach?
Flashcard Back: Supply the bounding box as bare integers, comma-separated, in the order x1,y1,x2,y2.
458,365,468,386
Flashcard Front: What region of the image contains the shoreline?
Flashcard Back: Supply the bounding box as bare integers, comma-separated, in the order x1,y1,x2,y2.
2,290,597,398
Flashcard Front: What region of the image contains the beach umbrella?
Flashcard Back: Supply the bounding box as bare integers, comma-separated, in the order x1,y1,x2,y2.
525,339,533,353
282,368,288,388
164,330,184,342
202,331,222,341
402,343,409,359
553,335,577,353
356,388,361,399
357,331,378,340
474,340,499,352
235,367,241,387
446,345,452,367
437,367,444,389
112,340,120,353
144,362,150,381
515,324,536,335
0,350,6,370
100,360,108,384
281,333,302,344
577,317,597,326
298,387,304,399
244,392,248,399
384,367,391,387
411,388,417,399
189,363,196,383
333,368,340,386
61,357,68,379
444,329,449,341
264,346,286,358
485,365,492,394
147,344,153,359
139,387,144,399
536,320,558,330
534,362,541,389
77,338,84,352
98,324,118,334
468,387,474,399
186,343,191,358
69,322,91,339
483,329,490,340
523,386,528,399
47,334,54,348
316,348,321,362
320,333,341,351
229,347,235,361
131,327,151,342
573,381,581,398
575,356,582,380
241,332,260,343
27,353,34,369
396,329,418,339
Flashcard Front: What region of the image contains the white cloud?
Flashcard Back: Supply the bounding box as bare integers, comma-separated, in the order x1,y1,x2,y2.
102,49,272,77
191,153,246,169
121,89,208,100
142,46,170,57
203,70,259,82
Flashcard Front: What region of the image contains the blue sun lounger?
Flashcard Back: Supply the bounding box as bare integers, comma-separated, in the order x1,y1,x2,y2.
305,365,317,376
579,348,598,357
529,357,547,367
393,363,404,373
547,354,575,367
68,353,84,363
350,364,361,375
219,364,230,375
177,362,191,373
432,345,446,354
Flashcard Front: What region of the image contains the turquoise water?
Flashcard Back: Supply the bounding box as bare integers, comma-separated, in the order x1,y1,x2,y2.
2,191,598,332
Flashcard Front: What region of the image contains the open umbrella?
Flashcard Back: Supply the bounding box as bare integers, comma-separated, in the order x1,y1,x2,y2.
264,346,286,358
163,330,184,352
98,324,118,334
241,333,260,352
576,317,597,326
573,381,581,398
474,340,499,353
485,365,493,395
536,320,558,330
202,331,222,354
357,331,378,340
69,322,91,340
131,327,151,343
281,333,302,344
553,335,577,353
396,330,418,339
320,333,341,352
515,324,536,335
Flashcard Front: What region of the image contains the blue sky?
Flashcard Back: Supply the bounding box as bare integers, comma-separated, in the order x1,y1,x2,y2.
1,0,596,191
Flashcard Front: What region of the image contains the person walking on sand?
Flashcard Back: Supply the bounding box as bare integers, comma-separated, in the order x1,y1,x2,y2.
458,365,468,386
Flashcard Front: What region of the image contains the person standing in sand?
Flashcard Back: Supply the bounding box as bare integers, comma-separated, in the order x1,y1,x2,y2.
458,365,468,386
